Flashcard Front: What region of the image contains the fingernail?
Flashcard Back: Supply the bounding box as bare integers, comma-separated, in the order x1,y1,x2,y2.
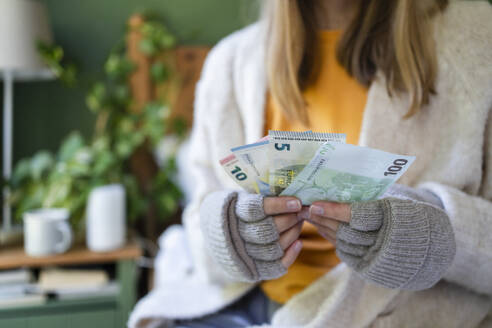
287,200,301,211
294,240,303,252
310,205,324,216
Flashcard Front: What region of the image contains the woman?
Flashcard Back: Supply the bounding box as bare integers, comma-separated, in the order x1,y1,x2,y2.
130,1,492,327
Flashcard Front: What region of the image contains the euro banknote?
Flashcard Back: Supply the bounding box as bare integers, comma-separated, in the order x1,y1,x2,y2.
280,142,415,205
228,132,326,195
268,130,346,195
231,139,272,195
219,153,258,193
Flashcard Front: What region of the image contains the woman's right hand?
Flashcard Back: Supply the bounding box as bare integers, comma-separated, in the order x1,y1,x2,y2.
263,197,304,268
200,191,304,282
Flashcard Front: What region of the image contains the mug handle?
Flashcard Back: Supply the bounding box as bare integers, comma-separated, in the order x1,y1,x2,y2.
54,221,72,254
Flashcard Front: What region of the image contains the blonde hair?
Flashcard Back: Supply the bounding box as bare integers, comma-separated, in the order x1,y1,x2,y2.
264,0,448,123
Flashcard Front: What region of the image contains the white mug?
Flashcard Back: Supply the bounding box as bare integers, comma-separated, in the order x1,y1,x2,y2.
86,184,126,252
23,208,72,257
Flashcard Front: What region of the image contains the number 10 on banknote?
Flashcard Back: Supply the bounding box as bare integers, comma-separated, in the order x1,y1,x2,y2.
219,153,259,194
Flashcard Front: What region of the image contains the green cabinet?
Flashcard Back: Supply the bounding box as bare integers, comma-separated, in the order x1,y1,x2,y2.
0,260,138,328
71,310,115,328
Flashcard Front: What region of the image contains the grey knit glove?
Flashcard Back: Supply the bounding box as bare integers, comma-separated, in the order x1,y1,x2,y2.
200,190,286,283
336,184,456,290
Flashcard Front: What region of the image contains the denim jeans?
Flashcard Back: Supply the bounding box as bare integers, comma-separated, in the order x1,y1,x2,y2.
174,288,276,328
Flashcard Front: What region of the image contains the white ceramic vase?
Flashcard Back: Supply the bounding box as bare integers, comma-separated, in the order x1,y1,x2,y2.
86,184,126,252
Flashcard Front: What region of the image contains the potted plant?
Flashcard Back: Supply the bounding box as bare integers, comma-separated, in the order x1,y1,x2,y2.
7,15,186,242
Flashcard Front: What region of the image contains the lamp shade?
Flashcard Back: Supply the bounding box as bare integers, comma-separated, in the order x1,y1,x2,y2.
0,0,54,80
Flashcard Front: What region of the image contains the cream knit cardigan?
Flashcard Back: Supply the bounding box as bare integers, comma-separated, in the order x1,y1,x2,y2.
129,2,492,327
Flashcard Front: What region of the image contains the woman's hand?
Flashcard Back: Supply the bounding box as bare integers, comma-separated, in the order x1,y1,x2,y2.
263,197,304,268
299,201,351,245
200,191,305,282
297,185,455,290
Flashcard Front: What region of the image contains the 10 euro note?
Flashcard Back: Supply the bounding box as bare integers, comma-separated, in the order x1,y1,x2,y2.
268,130,346,195
231,139,271,195
220,153,258,193
280,142,415,205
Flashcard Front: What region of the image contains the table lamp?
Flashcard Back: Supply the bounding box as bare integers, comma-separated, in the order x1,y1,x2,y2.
0,0,55,242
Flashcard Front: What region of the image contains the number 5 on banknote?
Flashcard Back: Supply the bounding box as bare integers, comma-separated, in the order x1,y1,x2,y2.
274,143,291,151
268,130,346,195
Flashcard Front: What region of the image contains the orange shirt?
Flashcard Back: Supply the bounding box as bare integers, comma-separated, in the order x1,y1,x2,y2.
261,30,368,304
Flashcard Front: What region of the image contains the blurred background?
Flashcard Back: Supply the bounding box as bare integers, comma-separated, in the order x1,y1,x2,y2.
3,0,256,161
0,0,256,326
0,1,488,327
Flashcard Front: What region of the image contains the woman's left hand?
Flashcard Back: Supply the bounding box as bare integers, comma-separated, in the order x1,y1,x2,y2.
298,201,351,245
297,187,456,291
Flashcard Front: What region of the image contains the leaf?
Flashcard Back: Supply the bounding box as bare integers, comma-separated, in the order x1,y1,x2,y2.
172,116,188,137
73,147,93,165
105,54,135,80
43,177,72,208
30,151,55,181
13,184,45,222
139,39,157,56
51,46,64,62
159,34,176,49
122,175,147,221
59,132,85,162
37,41,78,87
11,159,32,187
115,139,135,159
61,64,78,87
157,192,178,218
118,117,136,134
150,62,169,83
92,136,110,153
86,83,107,113
92,151,117,177
66,153,92,177
68,189,89,219
113,84,131,105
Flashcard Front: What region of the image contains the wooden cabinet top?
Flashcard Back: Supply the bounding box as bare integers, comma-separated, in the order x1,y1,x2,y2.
0,242,142,270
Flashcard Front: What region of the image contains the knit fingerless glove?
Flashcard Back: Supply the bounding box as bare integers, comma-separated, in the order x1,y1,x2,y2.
336,184,456,290
200,191,286,283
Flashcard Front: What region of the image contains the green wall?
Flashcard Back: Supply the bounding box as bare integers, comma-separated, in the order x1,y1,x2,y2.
4,0,257,165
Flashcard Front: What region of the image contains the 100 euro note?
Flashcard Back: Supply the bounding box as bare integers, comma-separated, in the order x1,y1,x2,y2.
231,139,271,195
268,130,346,195
280,142,415,205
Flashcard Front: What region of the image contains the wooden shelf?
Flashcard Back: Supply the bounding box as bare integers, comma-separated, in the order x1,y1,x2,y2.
0,241,142,270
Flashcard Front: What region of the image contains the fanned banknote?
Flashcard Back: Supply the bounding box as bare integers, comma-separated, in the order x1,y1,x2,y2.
280,142,415,205
268,130,346,195
219,154,258,193
231,139,272,195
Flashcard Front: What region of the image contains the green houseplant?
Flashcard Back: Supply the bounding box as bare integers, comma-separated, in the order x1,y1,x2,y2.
8,16,185,233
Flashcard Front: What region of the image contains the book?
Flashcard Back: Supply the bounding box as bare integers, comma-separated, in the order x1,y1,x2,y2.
0,294,46,309
0,269,32,285
55,281,120,300
0,283,37,296
38,268,109,291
